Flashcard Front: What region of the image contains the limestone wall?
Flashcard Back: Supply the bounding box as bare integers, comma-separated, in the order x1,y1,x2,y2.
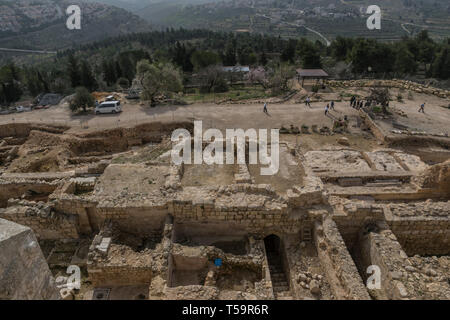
386,202,450,256
352,225,411,300
333,201,385,250
170,198,302,234
87,219,171,287
314,218,371,300
95,206,168,236
0,123,33,138
0,200,79,240
328,79,450,99
88,266,153,286
0,179,58,208
53,197,98,235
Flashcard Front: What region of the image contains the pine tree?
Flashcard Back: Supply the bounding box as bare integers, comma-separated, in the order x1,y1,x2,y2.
68,54,81,88
260,51,268,66
0,63,23,104
432,45,450,79
223,43,237,66
80,61,97,92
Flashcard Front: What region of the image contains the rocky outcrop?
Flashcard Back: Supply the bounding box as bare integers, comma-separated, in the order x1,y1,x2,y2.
0,219,60,300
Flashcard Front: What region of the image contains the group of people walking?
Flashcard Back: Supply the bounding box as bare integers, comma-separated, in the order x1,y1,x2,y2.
263,95,428,118
349,96,375,110
305,96,336,116
324,101,335,115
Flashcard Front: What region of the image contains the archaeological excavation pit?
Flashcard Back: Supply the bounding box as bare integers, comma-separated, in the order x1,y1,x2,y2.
248,144,305,194
173,222,250,256
181,163,236,187
168,253,211,287
1,105,449,301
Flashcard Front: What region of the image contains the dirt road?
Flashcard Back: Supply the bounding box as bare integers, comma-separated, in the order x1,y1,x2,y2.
0,101,359,133
1,94,448,137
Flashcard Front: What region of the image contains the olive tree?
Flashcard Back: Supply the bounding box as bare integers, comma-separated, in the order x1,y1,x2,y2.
69,86,94,113
136,60,183,107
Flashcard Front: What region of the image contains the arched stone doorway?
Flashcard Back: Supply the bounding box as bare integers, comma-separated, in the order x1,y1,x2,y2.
264,234,281,255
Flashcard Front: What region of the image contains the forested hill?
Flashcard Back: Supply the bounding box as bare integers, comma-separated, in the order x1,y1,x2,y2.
0,0,150,51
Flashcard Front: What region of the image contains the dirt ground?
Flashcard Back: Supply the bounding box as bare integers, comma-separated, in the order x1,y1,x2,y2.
94,164,170,196
2,89,448,138
0,101,361,133
248,144,304,194
182,164,236,187
376,89,450,136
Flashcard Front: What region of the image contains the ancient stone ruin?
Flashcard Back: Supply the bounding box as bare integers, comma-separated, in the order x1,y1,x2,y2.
0,119,449,300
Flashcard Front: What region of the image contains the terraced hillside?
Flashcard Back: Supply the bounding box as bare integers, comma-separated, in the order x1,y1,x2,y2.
141,0,450,42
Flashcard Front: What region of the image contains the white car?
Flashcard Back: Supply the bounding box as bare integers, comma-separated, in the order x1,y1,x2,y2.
16,106,31,113
95,101,122,114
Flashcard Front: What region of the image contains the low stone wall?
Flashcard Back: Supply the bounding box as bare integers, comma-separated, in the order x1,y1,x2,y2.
390,221,450,256
0,123,34,138
353,224,411,300
77,179,325,236
385,203,450,256
0,200,79,240
0,179,59,208
87,219,172,287
286,176,324,207
88,265,152,287
170,198,304,234
328,79,450,99
53,196,99,235
314,218,371,300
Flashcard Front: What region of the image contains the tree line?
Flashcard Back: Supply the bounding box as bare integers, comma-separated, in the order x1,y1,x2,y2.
1,28,449,106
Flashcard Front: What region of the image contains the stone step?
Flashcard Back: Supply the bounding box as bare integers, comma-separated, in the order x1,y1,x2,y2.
275,292,294,300
270,275,286,282
273,280,289,286
273,285,289,292
276,295,294,300
270,273,286,279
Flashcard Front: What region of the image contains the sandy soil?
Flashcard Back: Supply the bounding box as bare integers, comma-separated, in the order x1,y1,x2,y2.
182,164,236,187
1,87,448,137
248,144,304,194
375,90,450,136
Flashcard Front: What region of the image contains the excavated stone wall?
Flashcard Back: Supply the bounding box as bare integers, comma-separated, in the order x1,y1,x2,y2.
313,218,371,300
385,201,450,256
0,199,79,240
0,179,58,208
